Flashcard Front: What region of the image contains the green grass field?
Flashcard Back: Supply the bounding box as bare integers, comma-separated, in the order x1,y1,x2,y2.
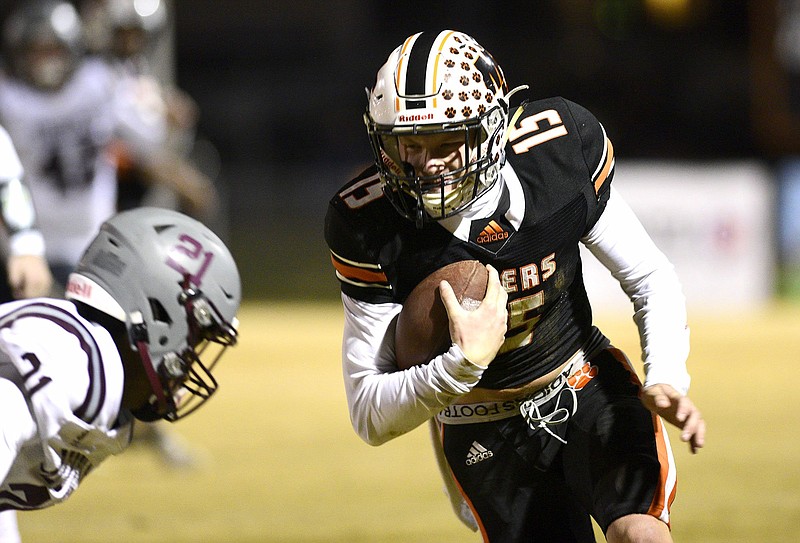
15,301,800,542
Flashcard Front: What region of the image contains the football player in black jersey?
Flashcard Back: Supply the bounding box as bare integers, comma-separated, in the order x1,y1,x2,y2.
324,30,705,543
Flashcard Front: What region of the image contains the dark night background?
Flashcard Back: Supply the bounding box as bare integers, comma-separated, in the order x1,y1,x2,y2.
2,1,789,300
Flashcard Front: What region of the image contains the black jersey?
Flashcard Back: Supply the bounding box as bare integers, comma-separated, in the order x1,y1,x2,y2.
325,97,614,388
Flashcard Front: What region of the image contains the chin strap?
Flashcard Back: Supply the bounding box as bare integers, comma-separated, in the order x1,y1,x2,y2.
130,310,169,416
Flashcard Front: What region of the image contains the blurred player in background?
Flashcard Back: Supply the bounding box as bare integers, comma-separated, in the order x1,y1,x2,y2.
325,30,705,542
77,0,224,467
0,0,217,289
79,0,220,221
0,207,241,543
0,0,217,483
0,123,52,303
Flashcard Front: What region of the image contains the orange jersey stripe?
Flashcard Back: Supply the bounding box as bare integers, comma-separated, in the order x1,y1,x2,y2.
594,137,614,194
330,255,388,285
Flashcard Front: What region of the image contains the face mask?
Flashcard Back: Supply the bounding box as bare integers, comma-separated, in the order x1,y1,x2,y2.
420,175,478,217
29,56,71,90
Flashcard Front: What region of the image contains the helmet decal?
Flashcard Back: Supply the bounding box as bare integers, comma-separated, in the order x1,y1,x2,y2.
391,30,507,122
396,31,438,110
66,207,241,421
165,233,216,288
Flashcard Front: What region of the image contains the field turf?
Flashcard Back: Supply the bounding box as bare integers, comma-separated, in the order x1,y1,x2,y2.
17,301,800,542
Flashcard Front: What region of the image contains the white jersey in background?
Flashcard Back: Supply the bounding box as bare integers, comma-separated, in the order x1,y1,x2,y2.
0,298,132,512
0,57,165,271
0,125,22,181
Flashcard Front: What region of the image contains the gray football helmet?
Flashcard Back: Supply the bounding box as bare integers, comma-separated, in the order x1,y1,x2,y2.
66,207,241,421
2,0,85,90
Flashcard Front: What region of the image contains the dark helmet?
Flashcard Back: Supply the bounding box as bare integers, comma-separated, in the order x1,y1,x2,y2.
2,0,85,90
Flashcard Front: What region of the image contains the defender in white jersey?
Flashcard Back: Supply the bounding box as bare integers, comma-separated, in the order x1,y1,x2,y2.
0,208,240,532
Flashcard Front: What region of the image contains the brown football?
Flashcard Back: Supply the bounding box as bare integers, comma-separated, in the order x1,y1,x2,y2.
394,260,488,370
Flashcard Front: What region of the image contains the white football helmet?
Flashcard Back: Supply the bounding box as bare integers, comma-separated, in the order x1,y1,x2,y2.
2,0,84,90
365,30,510,227
66,207,241,421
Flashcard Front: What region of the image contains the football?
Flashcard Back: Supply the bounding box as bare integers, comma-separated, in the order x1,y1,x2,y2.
394,260,488,370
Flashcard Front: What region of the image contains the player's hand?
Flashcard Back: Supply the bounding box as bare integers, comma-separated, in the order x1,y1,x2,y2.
440,264,507,367
7,254,53,299
641,383,706,454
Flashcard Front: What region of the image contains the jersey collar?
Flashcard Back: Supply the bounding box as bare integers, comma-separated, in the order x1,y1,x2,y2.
436,161,525,242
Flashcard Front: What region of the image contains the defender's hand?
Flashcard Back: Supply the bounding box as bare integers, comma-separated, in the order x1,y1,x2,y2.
440,264,507,367
7,254,53,299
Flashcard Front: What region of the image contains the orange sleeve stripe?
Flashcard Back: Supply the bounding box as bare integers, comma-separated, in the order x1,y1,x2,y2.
594,137,614,194
330,255,388,284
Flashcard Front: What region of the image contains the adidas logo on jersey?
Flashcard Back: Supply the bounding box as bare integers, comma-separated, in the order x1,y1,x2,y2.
476,220,509,244
465,441,494,465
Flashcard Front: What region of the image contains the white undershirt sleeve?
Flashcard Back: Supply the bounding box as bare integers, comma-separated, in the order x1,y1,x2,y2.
341,293,487,446
581,187,691,395
0,126,45,258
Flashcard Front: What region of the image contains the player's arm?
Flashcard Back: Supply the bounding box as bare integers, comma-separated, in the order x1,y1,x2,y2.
327,196,500,445
341,294,489,446
581,187,705,452
0,126,52,298
582,187,690,392
326,189,501,445
109,67,218,219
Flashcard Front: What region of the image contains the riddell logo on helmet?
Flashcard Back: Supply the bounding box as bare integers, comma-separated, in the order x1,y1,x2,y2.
399,113,434,122
66,278,91,298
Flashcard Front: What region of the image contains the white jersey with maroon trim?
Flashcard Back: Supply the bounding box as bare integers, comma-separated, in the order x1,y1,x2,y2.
0,299,131,511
